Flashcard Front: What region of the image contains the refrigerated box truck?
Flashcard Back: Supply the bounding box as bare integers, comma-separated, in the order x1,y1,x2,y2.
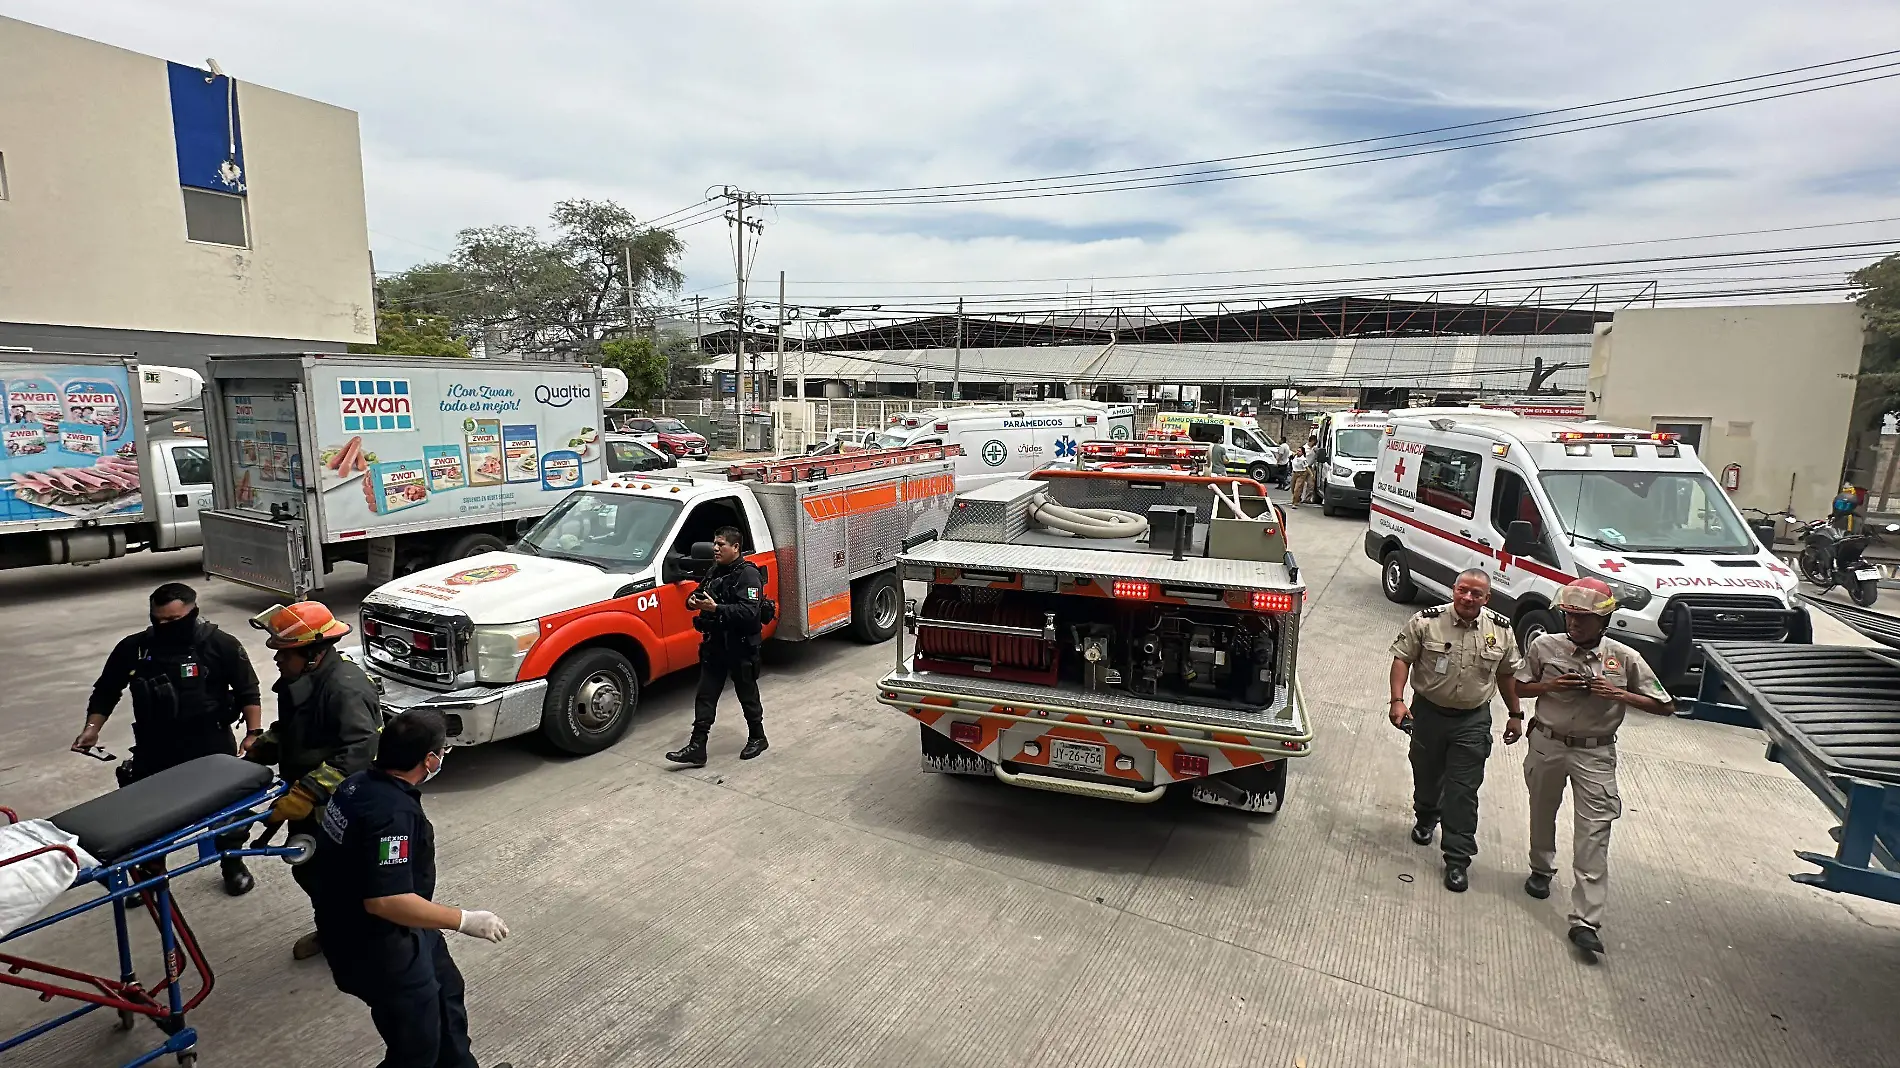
199,354,609,598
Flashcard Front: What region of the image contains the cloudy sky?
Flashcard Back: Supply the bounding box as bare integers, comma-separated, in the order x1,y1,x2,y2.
16,1,1900,319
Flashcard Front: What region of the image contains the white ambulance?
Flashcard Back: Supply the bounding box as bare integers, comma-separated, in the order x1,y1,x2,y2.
1363,411,1812,695
1310,410,1390,515
1153,411,1286,484
876,401,1136,491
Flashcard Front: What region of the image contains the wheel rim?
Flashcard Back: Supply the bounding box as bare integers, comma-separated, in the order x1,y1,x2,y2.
1383,559,1402,593
572,671,625,733
872,584,901,630
1250,465,1269,482
1523,617,1550,645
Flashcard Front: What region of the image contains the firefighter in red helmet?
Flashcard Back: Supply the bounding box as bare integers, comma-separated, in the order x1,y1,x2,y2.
1508,577,1673,957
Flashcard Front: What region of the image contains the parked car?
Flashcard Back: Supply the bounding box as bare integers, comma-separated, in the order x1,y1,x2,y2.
604,434,677,473
620,416,709,460
809,427,881,453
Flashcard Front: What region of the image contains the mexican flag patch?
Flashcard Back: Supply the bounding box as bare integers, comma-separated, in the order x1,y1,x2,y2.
179,663,201,678
377,836,410,865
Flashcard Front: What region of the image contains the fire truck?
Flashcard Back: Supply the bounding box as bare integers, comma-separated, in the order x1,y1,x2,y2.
358,445,959,753
877,440,1312,812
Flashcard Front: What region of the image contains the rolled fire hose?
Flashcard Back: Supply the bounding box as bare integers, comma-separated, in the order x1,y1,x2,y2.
1029,497,1149,540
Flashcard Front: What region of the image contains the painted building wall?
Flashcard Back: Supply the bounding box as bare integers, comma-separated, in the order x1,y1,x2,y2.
1588,303,1866,522
0,16,374,360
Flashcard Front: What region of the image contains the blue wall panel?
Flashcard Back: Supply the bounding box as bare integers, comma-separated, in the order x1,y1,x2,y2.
166,61,246,195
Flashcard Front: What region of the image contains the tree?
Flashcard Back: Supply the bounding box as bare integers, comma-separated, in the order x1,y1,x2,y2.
349,308,470,358
599,337,671,408
1844,255,1900,491
376,199,685,358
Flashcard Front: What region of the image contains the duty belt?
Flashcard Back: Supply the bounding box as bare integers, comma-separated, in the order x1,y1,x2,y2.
1530,719,1616,748
1411,694,1489,716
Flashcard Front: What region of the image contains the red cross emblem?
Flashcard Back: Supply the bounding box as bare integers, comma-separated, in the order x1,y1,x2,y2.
1599,558,1626,573
1393,458,1407,480
1766,562,1791,576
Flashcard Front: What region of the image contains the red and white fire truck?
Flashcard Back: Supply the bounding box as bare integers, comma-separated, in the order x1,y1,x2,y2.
878,440,1312,812
357,445,959,752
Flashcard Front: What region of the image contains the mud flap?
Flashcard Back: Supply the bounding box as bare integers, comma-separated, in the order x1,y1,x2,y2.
1189,760,1288,814
920,724,992,776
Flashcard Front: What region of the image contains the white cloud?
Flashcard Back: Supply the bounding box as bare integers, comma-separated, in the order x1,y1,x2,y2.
14,0,1900,315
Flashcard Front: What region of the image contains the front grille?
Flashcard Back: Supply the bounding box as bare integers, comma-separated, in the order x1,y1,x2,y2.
1353,471,1373,490
1661,594,1791,641
360,603,472,685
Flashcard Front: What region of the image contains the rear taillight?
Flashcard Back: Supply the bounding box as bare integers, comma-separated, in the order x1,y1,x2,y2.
1173,752,1210,778
950,722,982,747
411,632,434,651
1113,579,1155,599
1251,591,1295,613
935,422,949,432
362,618,380,637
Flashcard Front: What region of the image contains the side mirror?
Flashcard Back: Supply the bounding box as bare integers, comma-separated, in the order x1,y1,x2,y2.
690,541,716,562
1504,520,1539,557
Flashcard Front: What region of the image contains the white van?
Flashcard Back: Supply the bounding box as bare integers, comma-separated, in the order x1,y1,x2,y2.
1311,410,1389,514
877,401,1135,491
1154,412,1285,484
1363,411,1811,695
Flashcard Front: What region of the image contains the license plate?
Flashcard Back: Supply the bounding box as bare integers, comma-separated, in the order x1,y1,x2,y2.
1048,739,1105,774
1854,568,1881,581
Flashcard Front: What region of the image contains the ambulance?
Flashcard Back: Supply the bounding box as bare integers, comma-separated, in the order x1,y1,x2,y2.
875,401,1135,491
1310,410,1389,515
1363,411,1811,695
1152,412,1285,484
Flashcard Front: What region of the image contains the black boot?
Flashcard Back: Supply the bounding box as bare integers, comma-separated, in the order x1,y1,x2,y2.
1568,924,1604,954
221,857,255,896
1443,864,1469,893
1410,821,1436,846
1524,872,1553,900
739,734,769,760
665,737,709,767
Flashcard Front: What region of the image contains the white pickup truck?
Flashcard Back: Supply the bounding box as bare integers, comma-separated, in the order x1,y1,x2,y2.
355,445,960,753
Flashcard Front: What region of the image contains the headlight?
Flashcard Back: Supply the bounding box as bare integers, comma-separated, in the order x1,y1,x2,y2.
1331,463,1352,479
1579,568,1651,611
473,622,540,684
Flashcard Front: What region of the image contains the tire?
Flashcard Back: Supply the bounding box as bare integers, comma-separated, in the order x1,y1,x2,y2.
1321,486,1339,517
849,570,903,644
1852,576,1881,607
441,531,506,564
539,648,639,755
1515,606,1561,650
1797,548,1831,588
1247,462,1272,486
1380,549,1418,604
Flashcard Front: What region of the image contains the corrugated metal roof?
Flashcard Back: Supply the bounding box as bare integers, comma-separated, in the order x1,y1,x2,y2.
785,334,1591,390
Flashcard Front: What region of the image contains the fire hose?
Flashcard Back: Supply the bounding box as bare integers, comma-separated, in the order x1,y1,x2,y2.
1028,497,1149,540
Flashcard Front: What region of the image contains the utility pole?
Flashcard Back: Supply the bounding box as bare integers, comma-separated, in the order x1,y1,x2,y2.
952,297,964,402
722,186,766,446
622,244,636,340
776,270,787,447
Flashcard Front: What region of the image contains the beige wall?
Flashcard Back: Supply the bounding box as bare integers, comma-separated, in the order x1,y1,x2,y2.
0,17,373,345
1587,303,1865,521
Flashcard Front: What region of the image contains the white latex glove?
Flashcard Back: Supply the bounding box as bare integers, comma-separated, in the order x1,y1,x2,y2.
456,909,510,942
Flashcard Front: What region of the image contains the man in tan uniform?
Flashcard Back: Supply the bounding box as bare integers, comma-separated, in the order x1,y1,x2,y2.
1388,568,1522,892
1510,577,1673,955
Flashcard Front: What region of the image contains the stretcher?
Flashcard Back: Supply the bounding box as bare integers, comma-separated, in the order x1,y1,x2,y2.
0,754,313,1067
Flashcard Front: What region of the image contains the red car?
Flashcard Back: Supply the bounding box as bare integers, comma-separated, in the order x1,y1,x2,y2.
622,416,709,459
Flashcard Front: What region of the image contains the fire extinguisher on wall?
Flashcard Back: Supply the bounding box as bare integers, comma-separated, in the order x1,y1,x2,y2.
1721,463,1741,492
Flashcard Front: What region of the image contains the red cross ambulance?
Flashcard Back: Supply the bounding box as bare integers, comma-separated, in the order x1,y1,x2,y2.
1364,410,1811,695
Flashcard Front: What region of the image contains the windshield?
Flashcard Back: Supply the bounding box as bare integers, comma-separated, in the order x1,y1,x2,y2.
1539,471,1753,553
651,418,689,433
605,440,664,473
1334,428,1382,459
516,491,680,569
876,432,910,448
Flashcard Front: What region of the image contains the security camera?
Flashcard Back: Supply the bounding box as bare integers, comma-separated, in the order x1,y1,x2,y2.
205,58,225,78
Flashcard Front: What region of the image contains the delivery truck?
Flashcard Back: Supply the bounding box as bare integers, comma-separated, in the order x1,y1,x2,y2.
199,354,612,598
0,352,211,571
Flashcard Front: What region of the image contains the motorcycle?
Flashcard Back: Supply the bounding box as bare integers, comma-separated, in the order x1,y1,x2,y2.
1797,517,1898,607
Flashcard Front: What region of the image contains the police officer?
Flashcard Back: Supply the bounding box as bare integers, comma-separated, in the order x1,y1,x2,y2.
73,582,264,895
1388,568,1522,893
1509,577,1672,956
245,600,382,960
664,525,768,766
310,709,512,1068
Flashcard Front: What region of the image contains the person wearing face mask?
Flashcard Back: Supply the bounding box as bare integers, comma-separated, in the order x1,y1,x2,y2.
73,582,265,895
244,600,382,960
308,709,513,1068
1509,577,1673,957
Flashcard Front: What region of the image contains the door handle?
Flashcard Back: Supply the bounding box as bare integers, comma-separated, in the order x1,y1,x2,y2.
175,493,189,507
1459,528,1473,538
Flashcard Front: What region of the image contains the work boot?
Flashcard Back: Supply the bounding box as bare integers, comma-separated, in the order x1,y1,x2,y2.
1443,865,1469,893
1409,821,1436,846
292,930,323,961
739,734,769,760
220,857,255,897
1524,872,1553,900
665,738,709,767
1568,925,1604,955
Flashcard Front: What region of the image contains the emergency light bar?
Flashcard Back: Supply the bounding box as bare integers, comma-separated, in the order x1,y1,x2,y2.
1551,430,1677,443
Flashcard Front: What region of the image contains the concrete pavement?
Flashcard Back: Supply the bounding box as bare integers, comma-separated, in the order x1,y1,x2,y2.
1,509,1896,1067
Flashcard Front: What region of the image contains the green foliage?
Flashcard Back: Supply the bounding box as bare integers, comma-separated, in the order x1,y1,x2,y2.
1848,254,1900,427
349,309,470,358
374,198,685,359
599,337,670,408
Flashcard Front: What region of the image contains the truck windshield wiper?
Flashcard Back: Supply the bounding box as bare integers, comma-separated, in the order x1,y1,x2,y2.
511,540,541,556
1563,530,1629,552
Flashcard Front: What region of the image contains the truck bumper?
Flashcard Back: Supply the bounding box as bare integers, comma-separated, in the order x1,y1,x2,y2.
372,673,548,746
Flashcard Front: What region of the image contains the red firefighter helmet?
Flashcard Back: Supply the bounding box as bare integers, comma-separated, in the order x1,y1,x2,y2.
1553,577,1617,616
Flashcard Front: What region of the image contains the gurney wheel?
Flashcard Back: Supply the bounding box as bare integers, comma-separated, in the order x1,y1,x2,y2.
116,1009,136,1031
284,833,317,866
176,1052,197,1067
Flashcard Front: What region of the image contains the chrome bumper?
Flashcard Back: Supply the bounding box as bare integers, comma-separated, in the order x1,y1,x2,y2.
372,673,548,746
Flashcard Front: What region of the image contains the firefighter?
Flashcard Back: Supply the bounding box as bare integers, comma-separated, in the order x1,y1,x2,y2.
245,600,382,960
1509,577,1673,956
309,709,513,1068
664,526,769,766
72,582,265,895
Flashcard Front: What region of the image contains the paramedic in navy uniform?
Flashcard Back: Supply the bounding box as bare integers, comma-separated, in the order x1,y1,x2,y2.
308,709,513,1068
